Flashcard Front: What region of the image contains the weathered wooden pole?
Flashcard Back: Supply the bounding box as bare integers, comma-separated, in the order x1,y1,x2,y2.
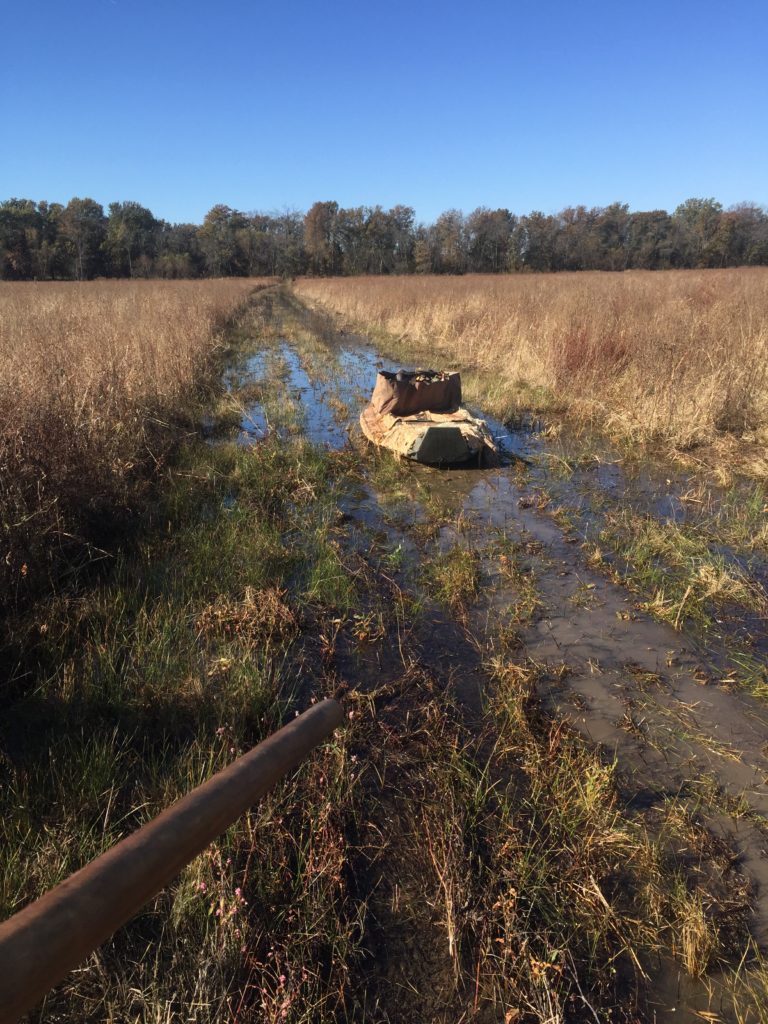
0,699,344,1024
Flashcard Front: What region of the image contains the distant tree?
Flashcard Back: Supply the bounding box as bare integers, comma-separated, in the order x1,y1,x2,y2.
60,197,107,279
672,198,723,267
198,205,253,276
336,206,367,274
465,207,513,273
327,204,410,275
716,204,768,266
433,210,466,273
735,204,768,265
155,222,204,277
104,201,158,276
1,191,765,279
517,212,559,271
595,203,630,270
268,209,306,277
35,202,68,279
232,220,267,277
246,213,279,275
388,205,416,273
553,206,594,270
365,206,397,274
304,201,341,275
412,227,434,274
625,210,674,269
0,198,38,279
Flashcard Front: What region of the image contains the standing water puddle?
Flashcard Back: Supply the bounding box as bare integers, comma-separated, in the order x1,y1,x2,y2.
234,321,768,1021
231,340,382,447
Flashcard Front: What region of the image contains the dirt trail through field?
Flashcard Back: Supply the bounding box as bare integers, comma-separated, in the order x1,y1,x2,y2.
238,292,768,1021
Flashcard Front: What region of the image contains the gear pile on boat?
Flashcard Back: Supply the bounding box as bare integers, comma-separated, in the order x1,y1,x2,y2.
360,368,497,465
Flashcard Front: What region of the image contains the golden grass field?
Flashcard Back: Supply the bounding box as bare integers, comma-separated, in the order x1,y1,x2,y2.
295,269,768,472
0,278,272,601
3,283,768,1021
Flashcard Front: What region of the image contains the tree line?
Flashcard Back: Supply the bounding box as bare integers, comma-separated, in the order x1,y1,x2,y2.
1,196,767,281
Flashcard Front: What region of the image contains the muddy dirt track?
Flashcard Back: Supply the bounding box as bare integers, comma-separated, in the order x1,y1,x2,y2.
235,293,768,1022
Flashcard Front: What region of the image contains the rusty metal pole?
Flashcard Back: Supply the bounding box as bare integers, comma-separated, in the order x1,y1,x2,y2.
0,698,344,1024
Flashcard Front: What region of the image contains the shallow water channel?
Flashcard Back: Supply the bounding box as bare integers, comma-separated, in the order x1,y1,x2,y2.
231,316,768,1021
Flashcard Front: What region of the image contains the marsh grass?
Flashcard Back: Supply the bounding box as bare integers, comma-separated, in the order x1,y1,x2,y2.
482,653,768,1013
425,544,480,614
591,509,768,630
295,270,768,473
387,650,755,1020
5,285,767,1023
0,278,275,607
2,431,366,1023
693,481,768,552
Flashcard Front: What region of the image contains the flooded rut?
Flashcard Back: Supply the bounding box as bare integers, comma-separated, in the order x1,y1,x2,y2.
233,297,768,1021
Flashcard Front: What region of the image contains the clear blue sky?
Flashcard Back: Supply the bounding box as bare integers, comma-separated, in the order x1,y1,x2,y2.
2,0,766,224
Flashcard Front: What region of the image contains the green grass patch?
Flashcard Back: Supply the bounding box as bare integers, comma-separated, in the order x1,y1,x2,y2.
425,544,480,613
0,428,364,1022
597,509,767,630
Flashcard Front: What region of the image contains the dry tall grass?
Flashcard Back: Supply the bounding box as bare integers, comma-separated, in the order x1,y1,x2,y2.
0,278,273,603
295,270,768,468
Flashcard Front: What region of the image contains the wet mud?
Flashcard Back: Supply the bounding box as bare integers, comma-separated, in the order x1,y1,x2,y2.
237,298,768,1021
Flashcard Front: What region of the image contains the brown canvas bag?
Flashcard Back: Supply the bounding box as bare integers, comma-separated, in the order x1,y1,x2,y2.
370,370,462,416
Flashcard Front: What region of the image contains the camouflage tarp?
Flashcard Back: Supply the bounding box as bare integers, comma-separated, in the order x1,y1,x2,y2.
370,370,462,417
360,403,497,464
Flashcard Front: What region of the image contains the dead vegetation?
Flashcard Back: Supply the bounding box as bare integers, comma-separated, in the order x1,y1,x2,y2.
0,278,274,605
295,270,768,473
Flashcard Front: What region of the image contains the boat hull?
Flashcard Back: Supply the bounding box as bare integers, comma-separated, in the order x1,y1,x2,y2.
360,404,497,465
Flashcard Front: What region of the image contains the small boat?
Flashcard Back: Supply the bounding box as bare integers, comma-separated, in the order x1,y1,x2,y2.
359,369,497,465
